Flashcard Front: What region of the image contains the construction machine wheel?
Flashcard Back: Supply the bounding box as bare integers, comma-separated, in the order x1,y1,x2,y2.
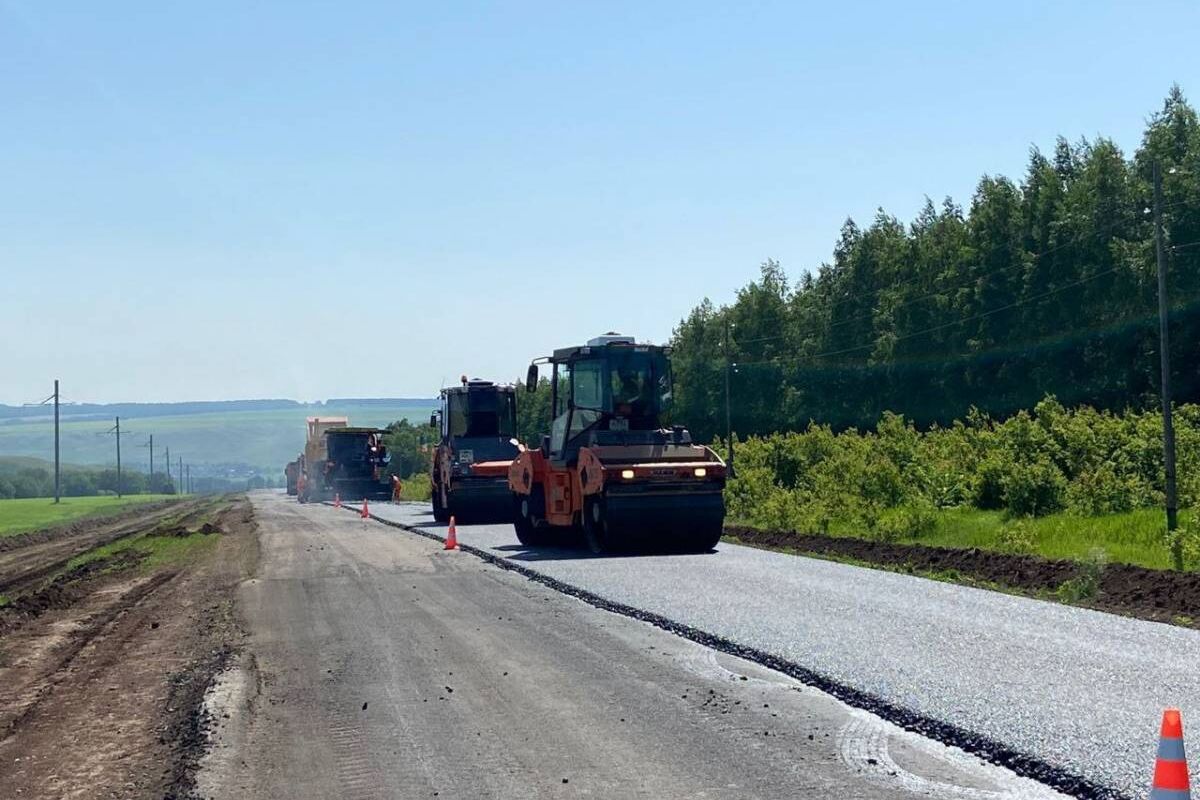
683,521,723,554
431,483,450,523
513,488,553,547
583,496,618,555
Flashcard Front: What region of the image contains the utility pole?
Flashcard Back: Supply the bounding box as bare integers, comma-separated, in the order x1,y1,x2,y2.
186,464,191,494
106,416,123,498
179,456,183,495
723,317,735,477
148,435,154,483
166,446,171,491
1154,162,1182,571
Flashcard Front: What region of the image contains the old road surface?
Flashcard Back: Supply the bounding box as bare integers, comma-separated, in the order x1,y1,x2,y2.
198,492,1070,800
345,501,1200,800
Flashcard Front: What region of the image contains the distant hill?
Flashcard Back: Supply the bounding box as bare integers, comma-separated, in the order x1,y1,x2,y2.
0,398,432,424
0,399,436,478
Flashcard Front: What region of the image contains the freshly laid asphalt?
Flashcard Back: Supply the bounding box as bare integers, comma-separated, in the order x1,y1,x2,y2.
364,501,1200,799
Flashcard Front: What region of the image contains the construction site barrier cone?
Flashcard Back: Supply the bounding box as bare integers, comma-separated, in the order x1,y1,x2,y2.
360,498,370,519
334,493,341,509
444,516,458,550
1152,708,1191,799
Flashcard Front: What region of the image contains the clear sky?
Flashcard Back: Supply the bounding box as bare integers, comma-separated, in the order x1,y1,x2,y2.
2,1,1197,404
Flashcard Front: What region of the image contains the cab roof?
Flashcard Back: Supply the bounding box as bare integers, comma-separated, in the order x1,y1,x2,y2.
440,378,515,397
551,336,670,363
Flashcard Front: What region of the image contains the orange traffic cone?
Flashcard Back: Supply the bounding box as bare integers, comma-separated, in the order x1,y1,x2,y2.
444,516,458,550
1151,708,1191,799
334,493,341,508
360,498,370,519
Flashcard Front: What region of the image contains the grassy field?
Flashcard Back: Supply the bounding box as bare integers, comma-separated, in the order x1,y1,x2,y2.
815,506,1189,571
0,401,435,475
0,495,177,537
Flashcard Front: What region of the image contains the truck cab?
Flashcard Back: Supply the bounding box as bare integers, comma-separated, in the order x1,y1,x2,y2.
430,378,519,523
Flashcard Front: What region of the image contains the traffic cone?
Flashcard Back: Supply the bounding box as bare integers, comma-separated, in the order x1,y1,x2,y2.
334,493,341,509
360,498,370,519
1151,708,1191,799
444,516,458,550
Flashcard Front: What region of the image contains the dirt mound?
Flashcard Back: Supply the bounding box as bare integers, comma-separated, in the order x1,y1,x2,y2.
1,550,146,632
725,525,1200,625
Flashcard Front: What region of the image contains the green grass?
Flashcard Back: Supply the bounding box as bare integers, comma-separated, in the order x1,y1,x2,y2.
817,506,1186,570
0,495,178,538
64,526,220,574
398,476,433,501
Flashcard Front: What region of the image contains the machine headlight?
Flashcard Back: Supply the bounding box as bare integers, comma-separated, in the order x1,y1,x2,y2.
621,469,635,480
693,467,707,478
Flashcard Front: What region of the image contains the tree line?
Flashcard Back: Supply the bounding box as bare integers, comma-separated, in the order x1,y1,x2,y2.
671,88,1200,439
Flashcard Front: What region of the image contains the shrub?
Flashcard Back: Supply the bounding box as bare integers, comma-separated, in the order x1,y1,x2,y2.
1064,463,1152,515
997,517,1036,554
1001,458,1066,517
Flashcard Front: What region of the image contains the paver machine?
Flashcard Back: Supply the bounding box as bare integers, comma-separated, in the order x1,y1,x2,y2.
321,427,393,501
430,377,520,523
297,416,346,503
508,334,727,553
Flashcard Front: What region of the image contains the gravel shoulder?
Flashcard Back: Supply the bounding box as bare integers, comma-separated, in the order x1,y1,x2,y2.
365,501,1200,799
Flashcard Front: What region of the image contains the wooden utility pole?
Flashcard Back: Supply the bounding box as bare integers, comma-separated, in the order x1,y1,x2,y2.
166,445,171,489
53,380,60,503
723,317,734,477
108,416,123,498
178,456,183,494
1153,162,1182,571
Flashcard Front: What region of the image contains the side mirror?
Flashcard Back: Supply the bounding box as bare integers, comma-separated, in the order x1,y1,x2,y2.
525,363,538,390
429,413,438,428
540,434,551,455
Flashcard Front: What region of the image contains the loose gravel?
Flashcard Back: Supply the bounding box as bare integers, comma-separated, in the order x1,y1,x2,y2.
360,502,1200,799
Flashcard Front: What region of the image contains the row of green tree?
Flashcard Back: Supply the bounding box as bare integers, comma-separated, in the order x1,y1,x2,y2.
0,466,284,499
671,88,1200,438
0,466,177,499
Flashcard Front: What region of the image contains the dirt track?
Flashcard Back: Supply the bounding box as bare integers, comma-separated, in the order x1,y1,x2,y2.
0,495,257,799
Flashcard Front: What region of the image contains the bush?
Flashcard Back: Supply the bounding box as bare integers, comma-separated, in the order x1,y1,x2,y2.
1064,463,1152,515
1000,458,1066,517
872,501,937,542
997,517,1036,554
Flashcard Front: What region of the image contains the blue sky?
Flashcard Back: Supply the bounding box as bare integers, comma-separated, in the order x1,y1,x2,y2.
2,1,1197,404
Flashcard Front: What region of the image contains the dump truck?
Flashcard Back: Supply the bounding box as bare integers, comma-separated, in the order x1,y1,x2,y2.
321,427,392,501
297,416,347,503
430,377,520,523
284,456,302,496
508,334,726,553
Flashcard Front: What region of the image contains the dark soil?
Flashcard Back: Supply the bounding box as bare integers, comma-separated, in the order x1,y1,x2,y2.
724,525,1200,625
0,550,146,633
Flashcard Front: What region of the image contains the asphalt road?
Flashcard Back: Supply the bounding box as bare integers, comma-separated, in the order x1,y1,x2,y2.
197,493,1066,799
361,501,1200,799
